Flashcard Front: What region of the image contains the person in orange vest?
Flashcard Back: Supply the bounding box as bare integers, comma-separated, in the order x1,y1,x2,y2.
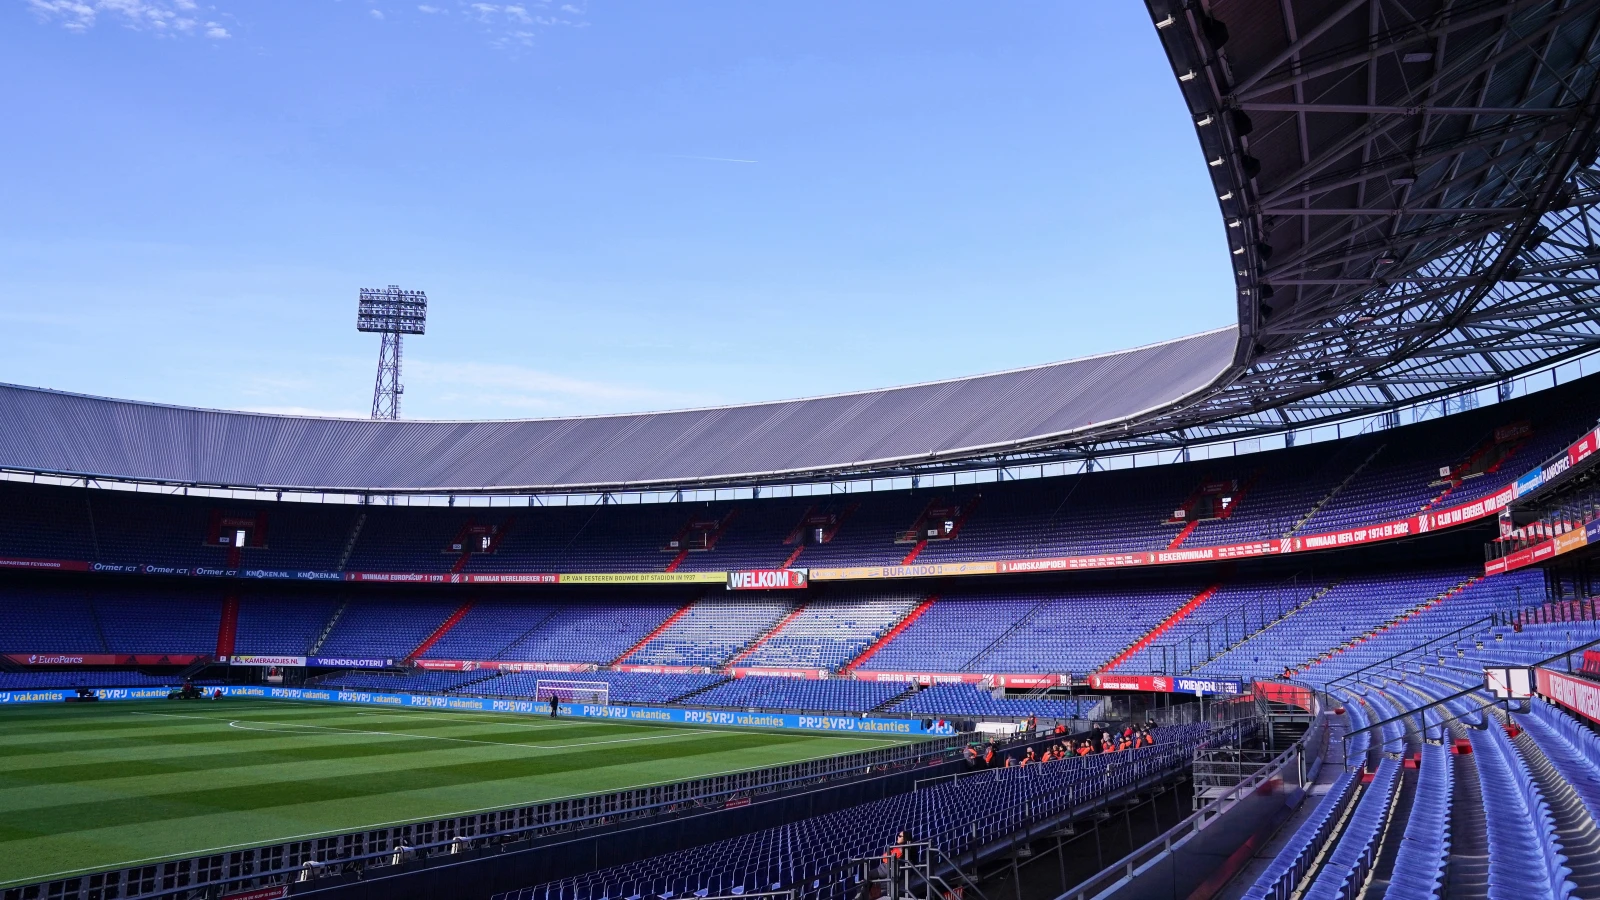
983,744,995,766
1003,754,1015,767
1040,747,1054,763
1123,724,1135,740
1024,747,1037,766
1054,722,1067,735
1078,741,1093,757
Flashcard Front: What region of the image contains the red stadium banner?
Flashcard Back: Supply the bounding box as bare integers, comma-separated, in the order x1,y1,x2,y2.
614,664,712,674
0,556,90,572
1085,673,1175,692
1536,667,1600,724
727,667,826,679
4,653,207,666
457,573,560,585
985,673,1070,689
848,670,987,685
727,569,809,590
344,572,560,584
1570,427,1600,467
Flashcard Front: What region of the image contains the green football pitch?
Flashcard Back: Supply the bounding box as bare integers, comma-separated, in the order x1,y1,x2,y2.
0,699,925,887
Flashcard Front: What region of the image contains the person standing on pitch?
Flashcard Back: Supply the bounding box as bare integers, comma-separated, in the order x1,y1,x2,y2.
548,693,559,718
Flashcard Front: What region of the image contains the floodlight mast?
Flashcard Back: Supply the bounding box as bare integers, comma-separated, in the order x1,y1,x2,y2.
356,285,427,420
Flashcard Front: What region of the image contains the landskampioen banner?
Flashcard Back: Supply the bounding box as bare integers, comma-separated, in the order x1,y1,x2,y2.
3,653,207,667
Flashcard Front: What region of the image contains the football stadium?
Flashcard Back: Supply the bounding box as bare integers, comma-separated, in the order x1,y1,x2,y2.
9,3,1600,900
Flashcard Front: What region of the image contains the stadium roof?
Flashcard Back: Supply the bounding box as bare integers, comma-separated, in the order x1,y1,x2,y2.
0,330,1234,493
5,0,1600,493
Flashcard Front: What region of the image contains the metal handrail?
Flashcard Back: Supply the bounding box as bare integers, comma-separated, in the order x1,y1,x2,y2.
1323,614,1498,689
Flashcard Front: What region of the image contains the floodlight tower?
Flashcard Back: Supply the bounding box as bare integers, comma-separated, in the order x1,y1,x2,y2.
357,285,427,419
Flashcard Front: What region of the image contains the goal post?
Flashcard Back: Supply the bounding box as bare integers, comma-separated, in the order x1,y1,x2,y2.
534,679,610,706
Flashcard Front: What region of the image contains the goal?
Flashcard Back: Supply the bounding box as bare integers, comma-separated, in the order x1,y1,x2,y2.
534,679,611,706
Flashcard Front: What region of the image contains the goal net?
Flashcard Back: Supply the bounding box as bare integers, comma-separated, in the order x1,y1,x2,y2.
534,679,610,706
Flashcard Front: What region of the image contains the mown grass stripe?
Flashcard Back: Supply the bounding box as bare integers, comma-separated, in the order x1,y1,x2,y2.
0,699,916,887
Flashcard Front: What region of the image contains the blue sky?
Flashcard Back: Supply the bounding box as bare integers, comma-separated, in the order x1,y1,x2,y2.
2,1,1234,419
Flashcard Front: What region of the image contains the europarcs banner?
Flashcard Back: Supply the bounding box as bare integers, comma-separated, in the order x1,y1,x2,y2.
0,685,957,736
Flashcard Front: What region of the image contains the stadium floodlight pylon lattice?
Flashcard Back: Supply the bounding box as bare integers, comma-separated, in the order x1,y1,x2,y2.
357,285,427,420
535,679,611,706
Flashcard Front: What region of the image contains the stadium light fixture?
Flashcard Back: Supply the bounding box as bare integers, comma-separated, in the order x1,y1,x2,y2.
1179,70,1197,82
357,285,427,420
1219,191,1233,200
1154,14,1175,28
1209,157,1225,167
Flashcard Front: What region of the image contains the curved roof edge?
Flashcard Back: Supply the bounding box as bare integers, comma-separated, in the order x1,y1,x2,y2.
0,327,1238,493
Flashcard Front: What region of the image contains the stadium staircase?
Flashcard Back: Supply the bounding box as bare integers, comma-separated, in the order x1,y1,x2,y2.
216,594,239,658
405,600,475,662
665,678,732,703
1286,444,1386,536
493,607,566,660
839,595,938,673
779,545,805,569
307,601,348,656
336,511,366,571
85,594,110,652
1166,521,1200,550
664,550,690,573
612,601,696,666
867,684,918,714
1180,581,1341,674
960,596,1054,672
725,603,808,668
899,540,927,565
1099,584,1222,673
1290,578,1479,675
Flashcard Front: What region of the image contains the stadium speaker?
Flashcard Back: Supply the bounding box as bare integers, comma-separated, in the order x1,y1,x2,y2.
1228,108,1253,136
1200,14,1229,48
1241,154,1262,178
1258,302,1272,322
1256,242,1274,261
1259,284,1275,299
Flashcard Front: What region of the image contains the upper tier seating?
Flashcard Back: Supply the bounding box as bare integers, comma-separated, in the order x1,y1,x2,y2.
0,375,1589,578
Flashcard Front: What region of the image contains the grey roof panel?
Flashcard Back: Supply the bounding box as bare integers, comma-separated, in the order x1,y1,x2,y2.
0,327,1236,492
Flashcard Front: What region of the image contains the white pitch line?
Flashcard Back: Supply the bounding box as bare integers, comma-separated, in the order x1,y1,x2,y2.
204,715,726,750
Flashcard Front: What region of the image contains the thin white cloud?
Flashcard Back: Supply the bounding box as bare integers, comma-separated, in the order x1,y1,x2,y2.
417,3,444,11
463,0,587,49
369,8,384,18
26,0,231,36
